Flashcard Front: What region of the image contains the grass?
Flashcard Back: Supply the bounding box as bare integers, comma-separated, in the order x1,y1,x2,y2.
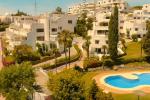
113,93,150,100
122,42,146,60
125,62,150,67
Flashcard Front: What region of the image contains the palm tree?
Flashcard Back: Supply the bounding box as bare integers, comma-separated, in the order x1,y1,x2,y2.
84,36,91,59
102,45,107,57
53,47,59,73
67,36,74,68
58,30,74,68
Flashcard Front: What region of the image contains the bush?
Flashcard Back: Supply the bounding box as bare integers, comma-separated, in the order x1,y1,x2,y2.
74,65,83,72
32,53,61,65
132,34,138,42
103,59,114,68
83,56,102,69
123,57,145,64
3,56,15,66
29,52,41,61
41,44,82,70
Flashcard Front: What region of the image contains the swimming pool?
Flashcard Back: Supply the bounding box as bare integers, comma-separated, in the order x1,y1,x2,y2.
105,73,150,88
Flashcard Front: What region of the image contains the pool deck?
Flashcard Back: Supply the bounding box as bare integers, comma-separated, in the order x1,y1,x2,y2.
94,70,150,94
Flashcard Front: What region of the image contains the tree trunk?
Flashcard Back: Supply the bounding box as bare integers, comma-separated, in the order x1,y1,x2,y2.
64,45,67,69
104,49,106,57
87,46,89,59
55,56,57,73
69,47,71,68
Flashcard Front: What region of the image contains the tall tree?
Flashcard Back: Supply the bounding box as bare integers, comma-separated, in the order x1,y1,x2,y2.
0,62,37,100
75,13,93,38
58,30,74,68
83,36,91,59
143,20,150,57
48,70,84,100
88,80,99,100
67,36,74,68
108,6,119,60
12,10,28,16
56,7,62,13
13,44,40,63
53,46,59,73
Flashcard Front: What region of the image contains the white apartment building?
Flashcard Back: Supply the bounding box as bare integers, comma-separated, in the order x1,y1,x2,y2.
97,0,129,12
123,4,150,38
6,16,38,49
6,13,77,51
36,13,77,51
68,3,95,15
89,0,128,57
68,0,129,15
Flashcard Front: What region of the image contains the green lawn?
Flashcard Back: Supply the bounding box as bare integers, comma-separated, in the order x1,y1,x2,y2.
113,94,150,100
122,42,146,60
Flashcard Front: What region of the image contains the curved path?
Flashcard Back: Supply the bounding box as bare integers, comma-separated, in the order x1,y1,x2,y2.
35,37,86,97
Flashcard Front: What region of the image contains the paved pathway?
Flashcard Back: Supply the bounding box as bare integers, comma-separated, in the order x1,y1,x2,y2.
34,37,86,98
35,68,50,95
50,37,86,73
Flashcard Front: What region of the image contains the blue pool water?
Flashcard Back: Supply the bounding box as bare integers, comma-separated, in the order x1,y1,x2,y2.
105,73,150,88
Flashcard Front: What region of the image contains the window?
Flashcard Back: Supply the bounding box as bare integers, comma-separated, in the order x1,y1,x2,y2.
120,21,124,23
68,20,72,24
106,16,110,19
37,36,44,41
99,22,108,26
120,27,123,29
137,17,140,19
95,48,101,54
37,28,44,32
97,30,108,35
135,28,138,31
95,40,99,44
106,40,108,44
51,28,57,32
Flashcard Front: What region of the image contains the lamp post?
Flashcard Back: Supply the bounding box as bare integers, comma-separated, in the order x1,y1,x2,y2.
34,0,37,15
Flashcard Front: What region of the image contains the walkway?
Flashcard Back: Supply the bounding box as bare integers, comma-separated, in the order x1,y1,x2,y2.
50,37,86,73
35,68,50,95
34,37,86,98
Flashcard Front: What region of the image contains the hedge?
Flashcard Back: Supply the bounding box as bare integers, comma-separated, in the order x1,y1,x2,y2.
32,53,61,65
83,57,102,69
40,44,82,70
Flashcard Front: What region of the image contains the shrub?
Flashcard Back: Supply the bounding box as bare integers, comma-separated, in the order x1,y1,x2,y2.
3,56,15,66
132,34,138,42
103,59,114,68
32,53,61,65
29,52,41,61
123,57,145,64
83,56,102,69
41,44,82,70
74,65,83,72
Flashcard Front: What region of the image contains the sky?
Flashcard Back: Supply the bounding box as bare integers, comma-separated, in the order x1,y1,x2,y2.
0,0,149,15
